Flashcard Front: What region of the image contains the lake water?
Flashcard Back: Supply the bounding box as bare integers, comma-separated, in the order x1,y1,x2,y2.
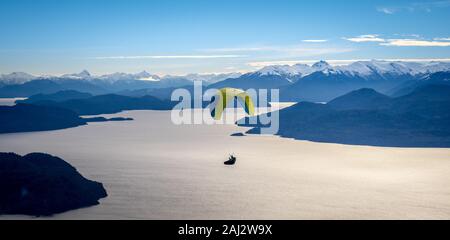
0,98,25,106
1,100,450,219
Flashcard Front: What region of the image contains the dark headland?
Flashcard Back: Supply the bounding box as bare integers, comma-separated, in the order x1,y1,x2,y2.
0,152,107,216
230,132,245,137
240,84,450,148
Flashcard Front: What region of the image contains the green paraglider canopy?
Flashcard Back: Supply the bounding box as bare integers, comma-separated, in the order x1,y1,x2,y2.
209,88,255,120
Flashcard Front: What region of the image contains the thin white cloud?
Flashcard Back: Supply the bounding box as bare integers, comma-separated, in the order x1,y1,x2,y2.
377,0,450,14
381,39,450,47
402,34,421,38
377,7,396,14
248,58,450,67
201,46,276,52
344,34,450,47
343,35,386,42
94,55,246,60
202,44,353,57
302,39,328,43
280,47,354,56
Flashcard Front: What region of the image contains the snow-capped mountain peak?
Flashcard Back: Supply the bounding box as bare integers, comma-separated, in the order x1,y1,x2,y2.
258,65,294,76
61,70,92,79
311,60,331,70
135,71,160,81
253,59,450,79
0,72,37,84
257,63,314,77
79,70,91,77
135,70,151,78
97,71,160,82
335,60,439,76
256,61,331,77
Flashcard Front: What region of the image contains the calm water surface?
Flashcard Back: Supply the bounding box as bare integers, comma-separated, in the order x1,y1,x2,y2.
0,101,450,219
0,98,25,106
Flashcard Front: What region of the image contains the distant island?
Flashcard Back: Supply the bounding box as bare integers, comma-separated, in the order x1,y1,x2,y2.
83,116,134,122
241,84,450,147
0,103,137,134
0,152,107,216
230,132,245,137
0,90,180,134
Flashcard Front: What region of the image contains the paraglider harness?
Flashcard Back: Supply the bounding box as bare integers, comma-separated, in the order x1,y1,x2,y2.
224,154,237,165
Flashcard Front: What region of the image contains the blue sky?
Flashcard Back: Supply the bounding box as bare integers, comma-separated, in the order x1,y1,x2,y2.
1,0,450,75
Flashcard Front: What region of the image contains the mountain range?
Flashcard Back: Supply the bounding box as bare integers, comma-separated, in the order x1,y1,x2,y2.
279,61,450,102
119,60,450,103
0,70,241,98
0,70,240,85
1,60,450,101
218,60,450,102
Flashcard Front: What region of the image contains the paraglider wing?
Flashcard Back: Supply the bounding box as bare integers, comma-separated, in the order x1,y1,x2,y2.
209,88,255,120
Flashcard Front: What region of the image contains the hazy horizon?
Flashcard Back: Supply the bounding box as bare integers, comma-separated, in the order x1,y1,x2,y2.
3,58,450,77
